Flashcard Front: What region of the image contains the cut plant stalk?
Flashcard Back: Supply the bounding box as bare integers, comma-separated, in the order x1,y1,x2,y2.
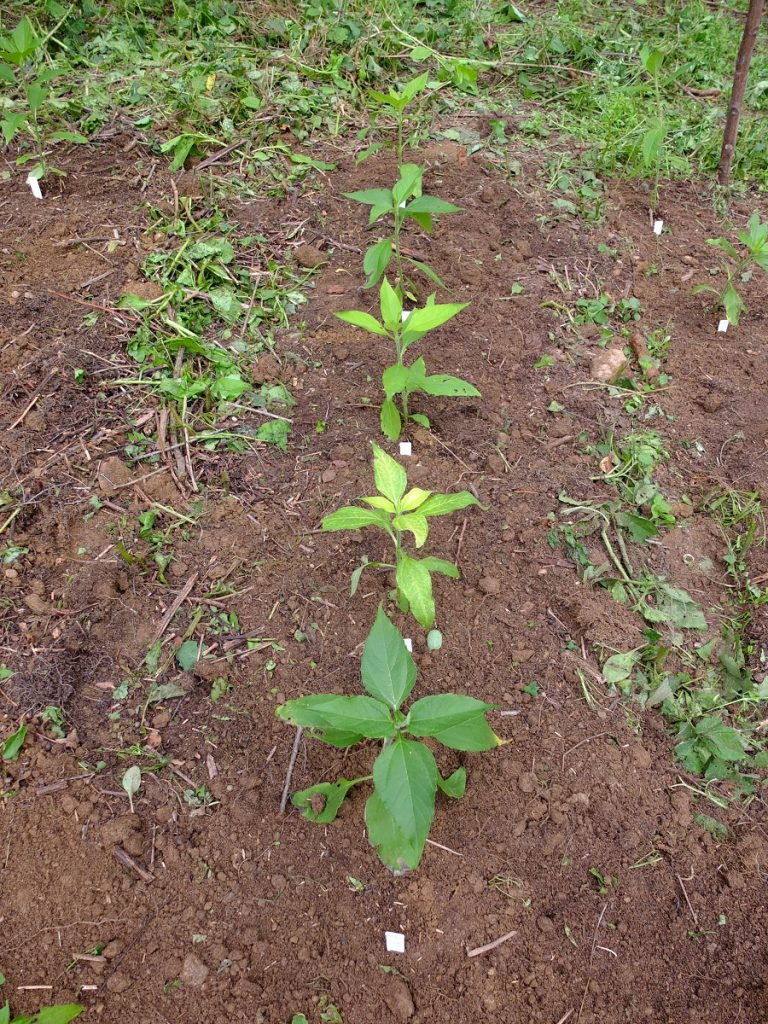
277,606,502,872
336,277,479,440
321,442,483,629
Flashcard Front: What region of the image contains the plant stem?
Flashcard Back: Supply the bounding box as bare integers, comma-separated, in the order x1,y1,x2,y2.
601,529,634,585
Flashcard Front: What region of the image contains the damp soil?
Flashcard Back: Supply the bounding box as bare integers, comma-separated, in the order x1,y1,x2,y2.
1,133,768,1024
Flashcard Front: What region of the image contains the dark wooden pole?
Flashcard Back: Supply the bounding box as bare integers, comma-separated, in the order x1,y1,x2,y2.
718,0,765,185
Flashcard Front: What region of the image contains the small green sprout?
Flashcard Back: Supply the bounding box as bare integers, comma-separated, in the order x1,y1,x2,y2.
337,278,478,439
695,212,768,325
322,443,482,628
277,607,501,872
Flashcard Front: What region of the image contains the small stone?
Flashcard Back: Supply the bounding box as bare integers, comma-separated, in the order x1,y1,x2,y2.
106,973,132,994
383,978,416,1021
536,915,555,933
517,772,537,794
321,468,336,483
181,953,209,988
701,393,723,413
590,348,628,383
293,244,325,269
479,576,501,595
103,940,123,960
631,745,652,769
568,792,590,812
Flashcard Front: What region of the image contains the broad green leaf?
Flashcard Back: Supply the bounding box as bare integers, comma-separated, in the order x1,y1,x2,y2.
361,495,395,512
396,554,435,627
0,16,38,64
0,1002,8,1024
363,238,392,288
121,765,141,812
392,163,423,206
400,487,431,512
420,374,480,398
650,582,706,629
210,373,248,400
0,63,16,83
695,717,746,762
405,257,447,290
602,650,641,685
209,286,242,323
417,491,481,517
314,728,368,748
322,506,390,532
360,605,417,710
405,195,462,215
407,694,500,751
292,778,365,823
640,46,664,75
438,766,466,798
365,790,423,872
379,277,402,327
723,282,744,326
25,81,46,114
50,129,89,144
393,512,429,548
400,71,429,103
616,512,658,543
707,237,739,260
408,210,433,233
640,121,665,168
344,187,393,207
1,112,26,145
176,639,199,670
2,724,27,762
401,302,467,348
372,443,407,505
373,738,437,861
335,310,387,336
36,1006,83,1024
382,363,411,399
276,694,394,738
419,556,460,578
380,399,402,440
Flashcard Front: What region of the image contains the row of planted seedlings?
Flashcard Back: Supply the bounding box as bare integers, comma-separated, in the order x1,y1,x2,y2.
275,75,502,874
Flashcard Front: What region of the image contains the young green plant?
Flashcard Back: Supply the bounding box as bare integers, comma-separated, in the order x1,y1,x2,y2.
277,606,501,872
337,277,479,439
638,46,666,206
322,443,482,629
346,162,460,291
694,211,768,326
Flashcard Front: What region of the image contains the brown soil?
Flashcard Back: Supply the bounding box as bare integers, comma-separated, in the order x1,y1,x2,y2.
2,132,768,1024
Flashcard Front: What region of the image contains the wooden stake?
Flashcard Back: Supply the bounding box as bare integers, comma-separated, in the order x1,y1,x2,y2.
718,0,765,185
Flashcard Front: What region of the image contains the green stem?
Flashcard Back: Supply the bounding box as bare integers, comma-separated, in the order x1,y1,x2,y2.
601,529,633,585
393,208,404,292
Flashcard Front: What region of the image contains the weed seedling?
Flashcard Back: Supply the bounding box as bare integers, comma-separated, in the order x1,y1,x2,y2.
346,163,460,291
322,443,482,628
337,278,478,439
277,607,501,872
638,47,666,206
695,212,768,325
0,1000,82,1024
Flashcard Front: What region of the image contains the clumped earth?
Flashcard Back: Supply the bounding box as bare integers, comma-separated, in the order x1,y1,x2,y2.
2,129,768,1024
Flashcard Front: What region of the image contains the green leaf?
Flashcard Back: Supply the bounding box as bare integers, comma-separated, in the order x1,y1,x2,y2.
0,1002,7,1024
362,496,395,512
393,512,429,547
36,1006,83,1024
396,554,435,628
363,238,392,288
373,738,437,865
49,129,89,144
400,487,431,511
640,45,664,75
695,717,746,762
648,582,706,629
640,121,665,168
372,443,408,505
382,363,411,399
401,302,467,347
407,694,500,751
176,640,199,670
417,491,481,517
277,694,394,739
25,82,46,116
392,163,423,206
405,257,447,290
292,778,363,823
210,373,248,400
321,506,390,532
360,605,417,710
437,766,466,798
209,286,242,323
400,71,429,103
616,512,658,543
335,309,387,336
0,63,16,83
722,281,744,326
419,556,460,578
410,413,430,428
420,374,480,398
381,398,402,440
1,112,26,145
365,790,422,872
344,187,393,208
380,277,402,327
602,650,641,685
121,765,141,810
405,195,462,215
2,724,27,762
0,16,38,64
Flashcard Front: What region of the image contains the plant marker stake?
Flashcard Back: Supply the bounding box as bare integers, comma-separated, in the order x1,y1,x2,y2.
401,309,410,322
26,173,43,200
403,637,413,652
399,441,412,457
717,319,729,333
653,219,663,235
385,931,406,953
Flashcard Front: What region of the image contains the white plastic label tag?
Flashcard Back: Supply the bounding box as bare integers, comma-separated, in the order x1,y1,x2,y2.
653,219,663,235
399,441,412,457
717,319,729,333
26,174,43,200
403,638,413,652
385,931,406,953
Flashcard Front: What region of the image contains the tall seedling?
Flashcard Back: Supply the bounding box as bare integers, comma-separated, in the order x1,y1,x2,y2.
277,607,501,872
322,443,483,629
638,46,666,206
694,211,768,325
337,277,479,439
346,162,461,291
